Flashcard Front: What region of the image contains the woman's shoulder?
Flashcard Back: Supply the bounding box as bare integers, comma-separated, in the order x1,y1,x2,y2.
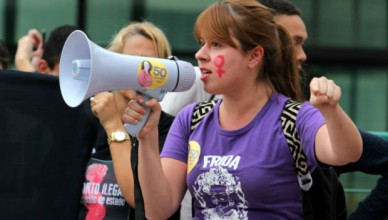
176,101,203,118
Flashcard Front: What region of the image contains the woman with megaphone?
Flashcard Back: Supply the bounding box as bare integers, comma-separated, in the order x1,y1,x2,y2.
120,0,362,219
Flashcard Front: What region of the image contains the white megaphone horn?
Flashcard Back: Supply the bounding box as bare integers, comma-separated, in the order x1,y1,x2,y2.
59,30,196,136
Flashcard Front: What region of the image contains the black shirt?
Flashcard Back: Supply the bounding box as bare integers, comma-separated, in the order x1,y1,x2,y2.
79,111,180,220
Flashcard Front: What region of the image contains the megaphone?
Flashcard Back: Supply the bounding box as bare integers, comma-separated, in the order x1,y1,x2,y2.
59,30,196,136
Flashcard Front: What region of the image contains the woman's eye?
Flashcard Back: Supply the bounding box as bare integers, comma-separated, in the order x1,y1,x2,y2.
211,42,220,48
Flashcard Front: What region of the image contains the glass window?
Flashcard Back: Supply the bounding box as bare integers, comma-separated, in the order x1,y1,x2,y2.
358,0,387,48
85,0,131,45
146,0,214,63
15,0,77,41
0,1,5,39
318,0,355,47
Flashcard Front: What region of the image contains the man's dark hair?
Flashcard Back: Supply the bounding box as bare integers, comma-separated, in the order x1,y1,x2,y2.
0,40,9,69
42,25,79,70
258,0,302,16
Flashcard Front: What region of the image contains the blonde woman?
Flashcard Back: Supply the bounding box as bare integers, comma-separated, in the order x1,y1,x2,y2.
80,21,179,220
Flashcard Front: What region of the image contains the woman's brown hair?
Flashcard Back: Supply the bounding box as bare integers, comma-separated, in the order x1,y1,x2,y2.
194,0,303,101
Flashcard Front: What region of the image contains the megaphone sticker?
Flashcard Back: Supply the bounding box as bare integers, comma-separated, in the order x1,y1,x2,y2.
137,59,169,89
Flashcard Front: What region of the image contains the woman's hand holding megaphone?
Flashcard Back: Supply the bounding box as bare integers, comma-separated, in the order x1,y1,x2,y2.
122,92,161,140
90,92,125,135
90,90,159,138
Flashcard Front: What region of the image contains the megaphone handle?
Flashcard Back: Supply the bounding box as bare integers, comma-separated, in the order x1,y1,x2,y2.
124,97,151,137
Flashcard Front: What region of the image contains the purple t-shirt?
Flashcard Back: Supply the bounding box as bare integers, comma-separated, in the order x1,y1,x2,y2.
161,92,325,219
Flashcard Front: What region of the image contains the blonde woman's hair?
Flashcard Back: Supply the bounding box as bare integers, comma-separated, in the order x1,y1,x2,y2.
108,21,172,59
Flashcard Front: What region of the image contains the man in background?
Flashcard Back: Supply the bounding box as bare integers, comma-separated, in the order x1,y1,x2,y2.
259,0,388,219
15,25,78,75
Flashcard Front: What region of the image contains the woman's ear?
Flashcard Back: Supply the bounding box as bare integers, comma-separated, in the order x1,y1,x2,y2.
248,46,264,69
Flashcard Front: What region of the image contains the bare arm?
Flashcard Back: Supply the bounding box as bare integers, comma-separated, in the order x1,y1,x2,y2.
310,77,363,166
15,29,43,72
124,96,187,219
91,92,135,206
